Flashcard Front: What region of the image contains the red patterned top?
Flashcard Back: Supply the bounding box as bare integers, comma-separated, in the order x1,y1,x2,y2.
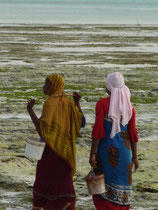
92,97,138,142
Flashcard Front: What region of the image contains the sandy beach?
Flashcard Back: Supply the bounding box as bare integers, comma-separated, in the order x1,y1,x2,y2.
0,24,158,209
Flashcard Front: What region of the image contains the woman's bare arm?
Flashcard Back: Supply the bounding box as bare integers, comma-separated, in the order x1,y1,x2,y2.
130,141,139,172
89,138,100,168
27,99,41,137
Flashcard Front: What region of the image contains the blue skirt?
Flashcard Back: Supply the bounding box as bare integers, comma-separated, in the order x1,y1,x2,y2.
96,119,132,206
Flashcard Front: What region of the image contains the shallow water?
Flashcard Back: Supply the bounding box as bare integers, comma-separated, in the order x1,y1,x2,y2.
0,0,158,24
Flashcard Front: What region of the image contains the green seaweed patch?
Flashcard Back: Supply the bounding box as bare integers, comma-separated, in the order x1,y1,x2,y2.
0,88,44,102
0,142,9,149
0,66,10,72
0,180,31,192
131,96,158,104
65,84,83,91
22,193,32,203
135,184,158,193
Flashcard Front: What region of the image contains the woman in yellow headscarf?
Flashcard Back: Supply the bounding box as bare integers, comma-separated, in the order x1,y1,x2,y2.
27,74,85,210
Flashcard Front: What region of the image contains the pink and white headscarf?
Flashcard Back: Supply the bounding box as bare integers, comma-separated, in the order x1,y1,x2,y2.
106,72,133,139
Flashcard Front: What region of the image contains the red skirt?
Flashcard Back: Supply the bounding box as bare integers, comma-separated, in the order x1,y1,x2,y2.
33,145,75,210
93,195,130,210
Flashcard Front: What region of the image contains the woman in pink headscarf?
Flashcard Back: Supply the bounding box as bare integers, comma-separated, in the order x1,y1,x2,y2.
89,72,139,210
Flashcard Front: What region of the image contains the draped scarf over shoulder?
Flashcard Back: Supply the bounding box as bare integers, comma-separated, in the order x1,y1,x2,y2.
40,74,82,176
106,72,133,139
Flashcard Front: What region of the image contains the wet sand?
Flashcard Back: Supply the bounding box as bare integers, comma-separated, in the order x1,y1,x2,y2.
0,24,158,209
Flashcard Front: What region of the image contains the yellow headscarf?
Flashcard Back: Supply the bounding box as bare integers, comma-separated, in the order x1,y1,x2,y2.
40,74,82,176
47,73,65,96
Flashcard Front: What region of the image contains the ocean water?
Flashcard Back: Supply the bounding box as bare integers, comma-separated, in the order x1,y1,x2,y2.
0,0,158,24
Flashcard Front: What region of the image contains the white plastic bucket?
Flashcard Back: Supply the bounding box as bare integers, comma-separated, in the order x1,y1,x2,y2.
85,170,105,195
25,139,46,160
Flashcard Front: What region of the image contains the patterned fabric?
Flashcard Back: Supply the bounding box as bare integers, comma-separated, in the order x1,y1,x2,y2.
101,184,132,205
40,74,82,176
93,195,130,210
96,118,132,206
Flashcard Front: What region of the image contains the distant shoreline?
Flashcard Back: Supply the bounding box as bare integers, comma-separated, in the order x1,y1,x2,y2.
0,23,158,27
1,0,158,28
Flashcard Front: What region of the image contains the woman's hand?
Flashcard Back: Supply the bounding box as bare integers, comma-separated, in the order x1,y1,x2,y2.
89,154,97,169
132,157,139,172
27,99,36,111
73,92,81,103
